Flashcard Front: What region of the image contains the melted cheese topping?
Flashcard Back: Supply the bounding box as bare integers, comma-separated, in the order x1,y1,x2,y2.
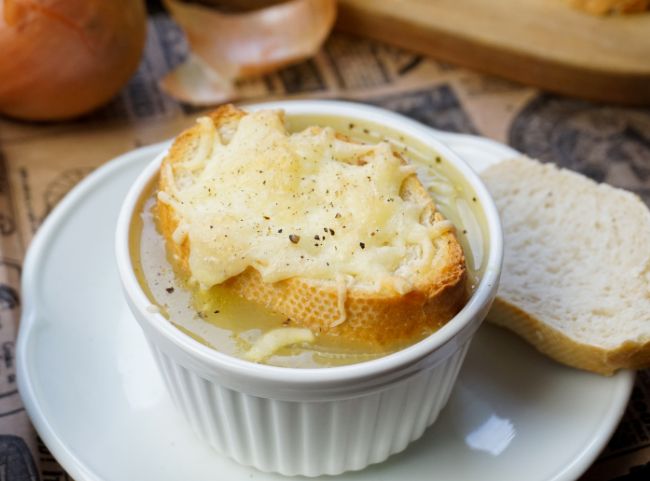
245,328,315,363
159,110,451,292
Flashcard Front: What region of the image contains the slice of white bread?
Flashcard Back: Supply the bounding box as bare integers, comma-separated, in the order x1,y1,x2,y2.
156,105,467,347
481,156,650,375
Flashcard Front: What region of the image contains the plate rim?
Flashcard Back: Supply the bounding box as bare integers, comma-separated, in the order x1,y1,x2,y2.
17,142,171,481
16,125,634,481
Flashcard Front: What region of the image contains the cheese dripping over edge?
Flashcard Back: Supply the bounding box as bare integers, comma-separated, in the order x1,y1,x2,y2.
158,110,453,298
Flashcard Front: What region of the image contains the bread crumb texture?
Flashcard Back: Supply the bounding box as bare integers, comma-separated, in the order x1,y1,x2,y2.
482,156,650,375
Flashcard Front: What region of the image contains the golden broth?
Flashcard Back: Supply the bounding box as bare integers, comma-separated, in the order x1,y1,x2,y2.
130,115,488,368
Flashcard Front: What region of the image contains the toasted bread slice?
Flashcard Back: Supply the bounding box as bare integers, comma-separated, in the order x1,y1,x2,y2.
482,157,650,375
156,105,466,347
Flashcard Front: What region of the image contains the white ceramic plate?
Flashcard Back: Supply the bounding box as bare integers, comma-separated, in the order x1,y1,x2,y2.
17,127,633,481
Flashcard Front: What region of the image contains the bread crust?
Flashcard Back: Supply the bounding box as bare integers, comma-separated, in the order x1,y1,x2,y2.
489,298,650,375
156,105,467,347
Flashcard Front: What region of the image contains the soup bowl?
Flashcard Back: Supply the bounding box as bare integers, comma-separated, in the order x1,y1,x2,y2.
115,100,503,476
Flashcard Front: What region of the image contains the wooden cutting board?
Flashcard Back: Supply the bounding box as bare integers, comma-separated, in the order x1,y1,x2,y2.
336,0,650,105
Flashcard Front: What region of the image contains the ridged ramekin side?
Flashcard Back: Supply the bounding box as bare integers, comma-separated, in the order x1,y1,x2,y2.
148,340,470,477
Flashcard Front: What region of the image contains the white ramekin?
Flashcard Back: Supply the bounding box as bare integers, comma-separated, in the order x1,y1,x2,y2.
115,100,503,477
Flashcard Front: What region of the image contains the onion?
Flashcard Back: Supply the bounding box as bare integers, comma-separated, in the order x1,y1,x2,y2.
0,0,147,121
161,0,336,105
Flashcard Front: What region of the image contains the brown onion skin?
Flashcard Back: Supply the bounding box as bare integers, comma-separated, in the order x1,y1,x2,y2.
0,0,147,121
